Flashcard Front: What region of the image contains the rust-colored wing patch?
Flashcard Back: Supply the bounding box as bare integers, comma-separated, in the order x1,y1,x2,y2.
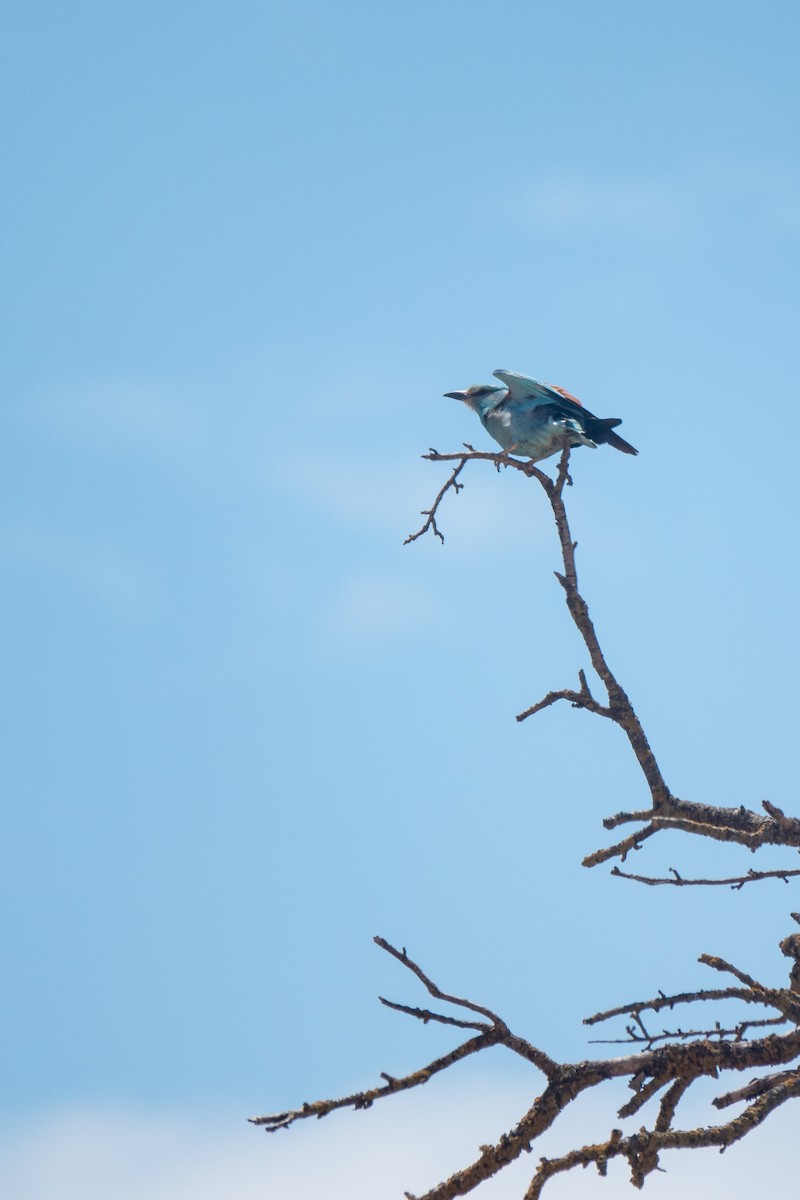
550,384,584,408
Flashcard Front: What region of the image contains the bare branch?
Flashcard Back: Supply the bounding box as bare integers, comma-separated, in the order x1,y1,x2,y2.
373,937,559,1076
374,936,505,1025
249,1030,499,1131
582,822,661,867
516,669,613,721
403,447,546,545
610,865,800,888
259,931,800,1196
589,799,800,871
617,1071,674,1118
655,1076,693,1130
590,1015,787,1048
522,450,673,807
262,448,800,1198
407,444,800,878
378,997,489,1032
404,456,468,544
585,986,773,1028
698,954,766,992
524,1071,800,1198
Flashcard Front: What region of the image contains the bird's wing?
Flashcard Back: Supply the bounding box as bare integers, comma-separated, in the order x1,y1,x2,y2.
492,370,582,410
549,384,584,408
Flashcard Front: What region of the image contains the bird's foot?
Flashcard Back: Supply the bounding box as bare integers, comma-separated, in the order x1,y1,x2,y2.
494,445,520,471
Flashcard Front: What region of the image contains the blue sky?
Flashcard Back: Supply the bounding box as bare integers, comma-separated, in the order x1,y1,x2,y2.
3,2,800,1196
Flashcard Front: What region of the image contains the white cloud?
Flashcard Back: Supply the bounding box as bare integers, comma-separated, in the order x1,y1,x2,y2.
0,1088,531,1200
1,1084,796,1200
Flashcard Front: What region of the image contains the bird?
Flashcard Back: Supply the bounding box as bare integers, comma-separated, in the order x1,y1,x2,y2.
444,369,637,463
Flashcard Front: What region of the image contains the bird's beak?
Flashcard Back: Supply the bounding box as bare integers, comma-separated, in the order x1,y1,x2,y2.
443,391,468,400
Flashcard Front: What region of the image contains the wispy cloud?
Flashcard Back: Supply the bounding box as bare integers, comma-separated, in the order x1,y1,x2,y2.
278,452,555,552
25,376,276,496
33,378,214,461
26,376,435,510
326,570,445,639
0,519,154,620
0,1089,532,1200
1,1087,795,1200
277,454,430,536
527,176,686,235
523,159,800,236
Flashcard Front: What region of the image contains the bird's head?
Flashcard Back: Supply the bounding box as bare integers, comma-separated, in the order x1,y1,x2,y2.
443,384,505,415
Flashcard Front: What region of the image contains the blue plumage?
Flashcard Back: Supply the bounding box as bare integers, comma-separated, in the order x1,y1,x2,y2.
444,369,637,463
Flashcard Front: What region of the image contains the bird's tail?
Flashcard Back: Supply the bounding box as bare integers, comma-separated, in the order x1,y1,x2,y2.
585,416,638,456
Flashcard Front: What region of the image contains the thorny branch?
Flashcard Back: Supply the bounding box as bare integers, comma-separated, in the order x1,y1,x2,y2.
259,447,800,1198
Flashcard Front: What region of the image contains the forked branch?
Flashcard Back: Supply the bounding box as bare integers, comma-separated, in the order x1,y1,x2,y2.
256,936,800,1199
258,449,800,1198
406,447,800,875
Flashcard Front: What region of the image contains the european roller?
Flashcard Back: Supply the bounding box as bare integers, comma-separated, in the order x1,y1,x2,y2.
444,369,637,462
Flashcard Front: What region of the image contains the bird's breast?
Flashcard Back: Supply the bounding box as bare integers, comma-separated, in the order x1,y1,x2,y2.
481,405,515,449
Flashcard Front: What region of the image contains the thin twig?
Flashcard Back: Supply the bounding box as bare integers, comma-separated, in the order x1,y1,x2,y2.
713,1067,800,1109
374,937,558,1075
404,457,468,544
590,1014,787,1047
249,1031,499,1131
262,448,800,1199
585,986,771,1028
524,1071,800,1199
378,997,489,1032
611,865,800,888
